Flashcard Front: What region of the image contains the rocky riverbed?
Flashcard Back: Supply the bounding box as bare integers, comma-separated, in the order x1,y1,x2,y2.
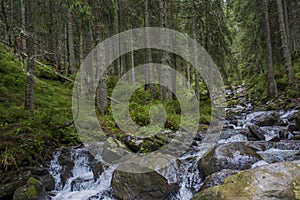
1,84,300,200
1,107,299,200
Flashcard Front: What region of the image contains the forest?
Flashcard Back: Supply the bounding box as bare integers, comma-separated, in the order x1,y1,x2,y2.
0,0,300,200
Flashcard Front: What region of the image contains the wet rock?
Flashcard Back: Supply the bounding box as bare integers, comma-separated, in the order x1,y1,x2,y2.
247,125,266,140
274,119,288,126
102,137,132,164
289,123,297,132
92,162,104,181
293,131,300,135
58,155,74,170
0,171,31,199
245,142,266,152
257,148,300,163
60,165,72,188
289,135,300,140
111,162,177,200
70,177,92,192
251,111,279,126
13,177,49,200
58,155,74,188
269,136,280,142
279,129,291,140
198,142,262,179
24,167,48,176
218,129,242,140
39,175,55,191
264,141,300,150
199,169,239,191
192,161,300,200
295,111,300,130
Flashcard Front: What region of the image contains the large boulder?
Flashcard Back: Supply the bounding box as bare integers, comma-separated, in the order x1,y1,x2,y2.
198,142,262,179
192,160,300,200
39,175,55,191
13,177,49,200
199,169,239,191
111,153,179,200
251,111,280,126
0,171,31,199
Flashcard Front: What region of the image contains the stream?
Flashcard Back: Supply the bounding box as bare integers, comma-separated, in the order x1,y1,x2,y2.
48,108,300,200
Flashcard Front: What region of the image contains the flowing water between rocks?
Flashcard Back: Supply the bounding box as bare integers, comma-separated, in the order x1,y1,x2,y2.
48,109,300,200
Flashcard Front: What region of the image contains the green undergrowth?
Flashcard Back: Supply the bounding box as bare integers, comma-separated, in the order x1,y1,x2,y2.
0,44,212,171
99,75,212,140
246,58,300,104
0,45,80,172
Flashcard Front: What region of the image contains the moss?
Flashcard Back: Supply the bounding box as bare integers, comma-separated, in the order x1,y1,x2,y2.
293,181,300,200
24,185,38,198
13,178,43,200
0,44,80,172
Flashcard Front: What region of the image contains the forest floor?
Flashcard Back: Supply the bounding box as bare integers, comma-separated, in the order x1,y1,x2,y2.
0,44,80,172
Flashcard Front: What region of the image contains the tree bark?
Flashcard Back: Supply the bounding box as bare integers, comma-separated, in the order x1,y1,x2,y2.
276,0,296,88
192,18,200,100
159,0,173,100
67,9,76,74
20,0,26,52
263,0,278,97
129,25,135,84
144,0,155,97
96,44,107,115
24,0,35,112
291,0,300,54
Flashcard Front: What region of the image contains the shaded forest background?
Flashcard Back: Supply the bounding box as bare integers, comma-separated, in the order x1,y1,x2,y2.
0,0,300,171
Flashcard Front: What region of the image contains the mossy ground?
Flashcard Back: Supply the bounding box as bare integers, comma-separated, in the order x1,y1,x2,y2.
0,44,80,172
0,43,212,172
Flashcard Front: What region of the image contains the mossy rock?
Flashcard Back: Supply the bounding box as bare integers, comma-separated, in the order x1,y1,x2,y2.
192,161,300,200
0,171,31,199
111,161,178,200
198,142,262,179
13,177,49,200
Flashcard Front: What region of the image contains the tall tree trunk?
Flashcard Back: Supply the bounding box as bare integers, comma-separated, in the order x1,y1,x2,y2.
68,9,76,74
187,64,191,89
114,1,121,77
159,0,172,100
56,6,62,74
264,0,278,97
24,0,35,112
118,0,126,76
1,2,11,44
20,0,26,52
276,0,297,88
283,0,291,51
192,20,200,100
144,0,155,97
291,0,300,54
84,27,94,93
129,25,135,84
96,39,107,115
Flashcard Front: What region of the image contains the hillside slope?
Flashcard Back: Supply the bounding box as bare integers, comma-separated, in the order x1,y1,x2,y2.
0,44,80,172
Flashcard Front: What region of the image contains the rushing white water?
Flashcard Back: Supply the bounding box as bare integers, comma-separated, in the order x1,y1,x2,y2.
48,109,298,200
49,148,116,200
49,151,62,191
